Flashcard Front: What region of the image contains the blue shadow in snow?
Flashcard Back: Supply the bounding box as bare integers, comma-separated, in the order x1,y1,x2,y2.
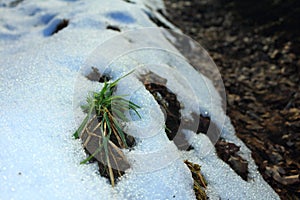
107,11,135,24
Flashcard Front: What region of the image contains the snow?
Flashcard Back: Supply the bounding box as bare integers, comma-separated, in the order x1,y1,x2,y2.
0,0,279,199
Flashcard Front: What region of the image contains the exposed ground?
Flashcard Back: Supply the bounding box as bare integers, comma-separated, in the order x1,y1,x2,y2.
163,0,300,199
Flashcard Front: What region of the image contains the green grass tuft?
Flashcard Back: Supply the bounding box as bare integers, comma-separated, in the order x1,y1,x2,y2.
74,70,141,186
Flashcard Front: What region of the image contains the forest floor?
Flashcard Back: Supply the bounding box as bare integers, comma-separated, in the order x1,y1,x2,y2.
163,0,300,199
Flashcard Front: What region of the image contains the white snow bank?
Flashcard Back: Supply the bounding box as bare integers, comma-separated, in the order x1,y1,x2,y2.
0,0,279,199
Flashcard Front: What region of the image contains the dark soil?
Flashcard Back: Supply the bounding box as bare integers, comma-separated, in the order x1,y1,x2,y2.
51,19,69,35
139,72,216,149
139,72,191,150
215,139,248,181
163,0,300,198
139,71,249,181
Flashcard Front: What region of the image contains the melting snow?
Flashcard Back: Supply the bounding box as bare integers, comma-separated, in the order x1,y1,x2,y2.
0,0,279,199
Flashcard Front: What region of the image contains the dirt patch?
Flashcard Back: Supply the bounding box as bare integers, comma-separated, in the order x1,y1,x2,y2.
215,139,248,181
139,72,192,150
139,71,249,181
51,19,69,35
106,25,121,32
139,71,215,150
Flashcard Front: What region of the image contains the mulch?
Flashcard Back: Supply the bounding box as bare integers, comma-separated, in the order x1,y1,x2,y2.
163,0,300,199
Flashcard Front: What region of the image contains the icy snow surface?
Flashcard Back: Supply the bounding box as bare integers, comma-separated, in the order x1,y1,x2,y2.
0,0,279,199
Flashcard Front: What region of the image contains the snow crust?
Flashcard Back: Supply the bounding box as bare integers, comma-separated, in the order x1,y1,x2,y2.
0,0,279,199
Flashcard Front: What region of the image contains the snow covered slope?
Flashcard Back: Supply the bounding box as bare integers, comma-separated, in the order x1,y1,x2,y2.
0,0,279,199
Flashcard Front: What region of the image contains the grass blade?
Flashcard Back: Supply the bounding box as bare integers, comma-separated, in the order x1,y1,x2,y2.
80,144,103,164
111,117,128,148
73,115,88,139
